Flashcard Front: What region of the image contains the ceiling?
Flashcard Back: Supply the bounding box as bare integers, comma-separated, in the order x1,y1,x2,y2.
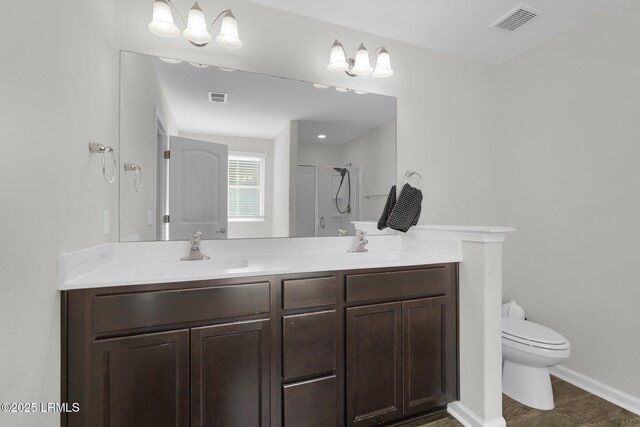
245,0,619,65
151,57,396,144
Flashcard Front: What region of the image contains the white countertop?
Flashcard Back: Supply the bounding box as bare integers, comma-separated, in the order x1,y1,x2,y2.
61,249,460,290
59,224,514,290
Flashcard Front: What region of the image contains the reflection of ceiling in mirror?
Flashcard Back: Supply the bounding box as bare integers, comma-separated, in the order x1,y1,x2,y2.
150,56,396,145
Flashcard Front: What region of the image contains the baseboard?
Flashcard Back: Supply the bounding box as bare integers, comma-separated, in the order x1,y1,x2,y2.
550,365,640,416
448,401,506,427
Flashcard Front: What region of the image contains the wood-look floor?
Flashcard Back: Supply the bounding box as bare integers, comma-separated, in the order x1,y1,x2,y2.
402,376,640,427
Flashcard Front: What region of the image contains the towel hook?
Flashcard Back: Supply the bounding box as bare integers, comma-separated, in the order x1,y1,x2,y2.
403,170,423,190
124,163,143,192
89,142,116,184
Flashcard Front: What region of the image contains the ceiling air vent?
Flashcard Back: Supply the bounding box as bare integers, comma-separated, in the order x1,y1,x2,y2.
208,92,228,104
490,4,543,32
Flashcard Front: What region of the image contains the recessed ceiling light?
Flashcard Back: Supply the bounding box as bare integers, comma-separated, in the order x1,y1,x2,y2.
219,67,235,72
189,61,209,68
160,57,182,64
317,134,327,139
354,90,367,95
335,87,351,93
313,83,330,89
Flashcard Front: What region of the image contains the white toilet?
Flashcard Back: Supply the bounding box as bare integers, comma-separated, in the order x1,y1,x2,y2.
501,310,571,410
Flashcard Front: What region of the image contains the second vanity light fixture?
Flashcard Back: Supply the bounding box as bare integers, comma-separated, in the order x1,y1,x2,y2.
327,40,394,78
148,0,242,49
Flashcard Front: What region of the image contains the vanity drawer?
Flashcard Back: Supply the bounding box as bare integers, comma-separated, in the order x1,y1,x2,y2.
92,282,270,334
345,265,453,304
283,310,336,381
283,375,337,427
282,276,337,310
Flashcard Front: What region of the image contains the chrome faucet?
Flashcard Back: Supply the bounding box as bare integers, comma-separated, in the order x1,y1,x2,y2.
349,230,368,253
181,231,210,261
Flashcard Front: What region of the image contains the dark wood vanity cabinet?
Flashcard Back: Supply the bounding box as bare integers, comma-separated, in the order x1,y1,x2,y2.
345,266,458,427
62,263,457,427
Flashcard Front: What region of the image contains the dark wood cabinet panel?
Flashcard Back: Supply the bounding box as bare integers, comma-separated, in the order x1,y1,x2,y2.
282,310,336,381
345,266,451,303
282,276,336,310
403,297,451,415
92,282,270,334
191,319,270,427
346,302,403,427
283,375,337,427
91,330,190,427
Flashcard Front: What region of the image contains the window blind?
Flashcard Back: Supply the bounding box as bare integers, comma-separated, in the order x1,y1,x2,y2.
228,154,265,219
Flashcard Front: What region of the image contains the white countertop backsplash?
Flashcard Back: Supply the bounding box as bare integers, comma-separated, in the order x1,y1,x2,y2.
59,224,515,290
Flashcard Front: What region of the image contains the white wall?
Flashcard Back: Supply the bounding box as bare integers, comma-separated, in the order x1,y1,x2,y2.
120,53,178,241
0,0,116,425
497,0,640,398
180,132,275,239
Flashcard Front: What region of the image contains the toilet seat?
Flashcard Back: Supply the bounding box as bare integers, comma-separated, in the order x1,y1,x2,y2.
502,318,570,350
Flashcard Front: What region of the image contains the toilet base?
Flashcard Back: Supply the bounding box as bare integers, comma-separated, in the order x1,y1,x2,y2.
502,360,555,410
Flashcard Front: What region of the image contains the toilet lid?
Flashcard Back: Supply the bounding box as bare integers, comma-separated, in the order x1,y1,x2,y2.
502,317,568,347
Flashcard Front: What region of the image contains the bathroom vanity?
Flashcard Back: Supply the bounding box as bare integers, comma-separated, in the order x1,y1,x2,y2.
61,261,458,427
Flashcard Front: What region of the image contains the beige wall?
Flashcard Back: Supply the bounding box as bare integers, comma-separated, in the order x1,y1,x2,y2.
0,0,116,425
180,132,275,239
497,0,640,398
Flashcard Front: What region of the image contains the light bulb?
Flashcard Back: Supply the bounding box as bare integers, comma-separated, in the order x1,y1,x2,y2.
149,0,179,38
372,48,394,78
351,43,373,75
216,12,242,49
183,2,212,46
327,39,349,72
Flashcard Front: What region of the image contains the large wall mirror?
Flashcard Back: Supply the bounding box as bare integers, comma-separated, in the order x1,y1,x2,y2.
119,51,396,241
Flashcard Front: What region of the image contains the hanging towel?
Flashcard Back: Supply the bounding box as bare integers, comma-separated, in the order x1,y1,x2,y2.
386,183,422,232
377,185,397,230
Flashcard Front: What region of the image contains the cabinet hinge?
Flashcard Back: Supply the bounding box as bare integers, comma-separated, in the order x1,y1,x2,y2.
163,215,170,224
164,150,170,160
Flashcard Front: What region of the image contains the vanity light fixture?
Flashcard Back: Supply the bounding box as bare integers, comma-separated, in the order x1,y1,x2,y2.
149,0,242,49
317,134,327,139
327,40,394,78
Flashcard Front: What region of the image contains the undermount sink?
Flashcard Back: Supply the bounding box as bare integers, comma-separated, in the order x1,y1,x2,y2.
134,258,249,276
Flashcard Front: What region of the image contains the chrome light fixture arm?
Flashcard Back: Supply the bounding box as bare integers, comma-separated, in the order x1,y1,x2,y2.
208,9,232,33
165,0,187,28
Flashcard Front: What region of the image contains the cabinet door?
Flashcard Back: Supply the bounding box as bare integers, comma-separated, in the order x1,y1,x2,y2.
91,330,190,427
346,302,402,427
403,296,455,415
191,319,270,427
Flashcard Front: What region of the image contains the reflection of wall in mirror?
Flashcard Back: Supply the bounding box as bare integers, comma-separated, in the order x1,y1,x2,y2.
181,132,275,239
297,119,396,222
120,53,178,242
